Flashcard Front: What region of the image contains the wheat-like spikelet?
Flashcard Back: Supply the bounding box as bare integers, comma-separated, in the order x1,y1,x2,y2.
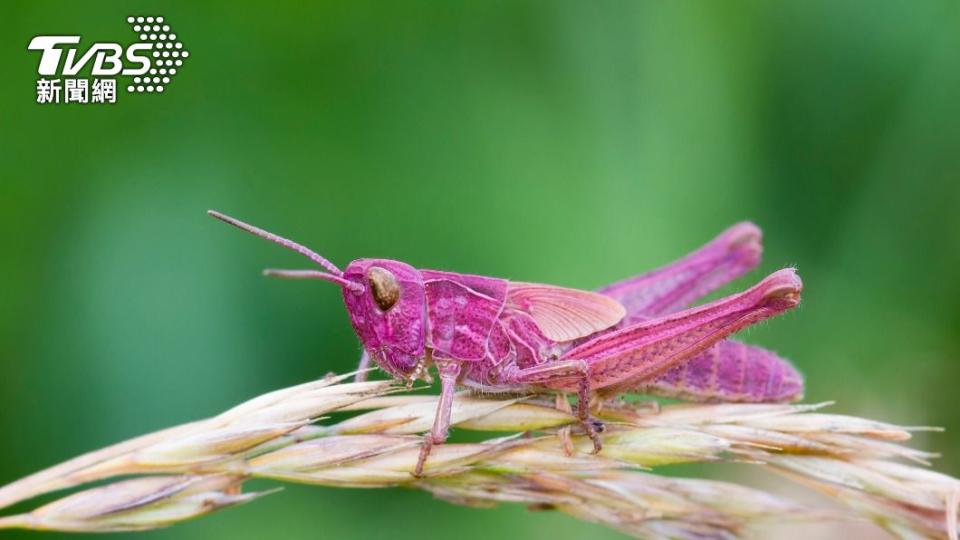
0,372,956,539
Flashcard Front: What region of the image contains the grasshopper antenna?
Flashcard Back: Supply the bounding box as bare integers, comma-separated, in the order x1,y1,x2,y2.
263,269,348,281
208,210,363,292
261,268,363,292
208,210,343,275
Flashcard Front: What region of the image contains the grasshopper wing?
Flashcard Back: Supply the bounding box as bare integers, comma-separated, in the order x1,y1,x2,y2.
507,283,626,342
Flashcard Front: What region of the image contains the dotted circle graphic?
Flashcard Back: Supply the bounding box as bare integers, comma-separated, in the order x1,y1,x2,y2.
125,15,189,94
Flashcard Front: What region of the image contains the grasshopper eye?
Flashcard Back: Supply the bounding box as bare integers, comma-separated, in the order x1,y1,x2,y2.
367,267,400,311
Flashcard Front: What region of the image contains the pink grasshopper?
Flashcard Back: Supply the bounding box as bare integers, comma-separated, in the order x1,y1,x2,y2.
209,211,803,475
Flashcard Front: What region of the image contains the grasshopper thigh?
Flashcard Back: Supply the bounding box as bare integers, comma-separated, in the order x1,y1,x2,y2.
598,222,762,318
562,269,802,395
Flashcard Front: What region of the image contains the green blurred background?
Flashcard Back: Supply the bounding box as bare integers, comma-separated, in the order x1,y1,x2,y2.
2,1,959,538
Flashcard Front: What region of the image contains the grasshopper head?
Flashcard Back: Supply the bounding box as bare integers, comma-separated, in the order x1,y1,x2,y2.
208,211,427,382
341,259,427,381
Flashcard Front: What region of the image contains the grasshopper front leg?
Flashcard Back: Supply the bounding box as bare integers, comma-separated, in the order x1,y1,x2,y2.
414,360,461,477
353,350,372,382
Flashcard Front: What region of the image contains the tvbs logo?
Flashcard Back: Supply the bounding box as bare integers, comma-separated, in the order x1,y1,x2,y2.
28,16,189,104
